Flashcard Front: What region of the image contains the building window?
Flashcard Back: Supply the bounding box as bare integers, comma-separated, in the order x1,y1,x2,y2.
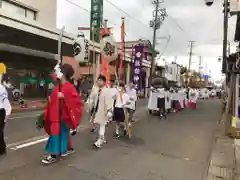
26,9,35,20
1,0,37,20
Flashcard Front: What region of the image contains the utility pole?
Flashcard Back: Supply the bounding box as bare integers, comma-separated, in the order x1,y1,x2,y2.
174,56,177,63
228,41,231,56
222,0,229,73
199,56,202,73
188,41,195,70
148,0,167,86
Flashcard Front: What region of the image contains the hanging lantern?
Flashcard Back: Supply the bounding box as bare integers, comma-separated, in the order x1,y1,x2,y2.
0,63,6,74
100,34,118,61
73,32,89,63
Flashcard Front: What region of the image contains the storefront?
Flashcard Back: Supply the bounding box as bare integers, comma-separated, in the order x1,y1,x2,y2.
0,21,74,98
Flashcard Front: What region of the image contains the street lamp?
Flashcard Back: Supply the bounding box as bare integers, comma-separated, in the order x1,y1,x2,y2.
218,56,222,62
204,0,229,73
204,0,214,6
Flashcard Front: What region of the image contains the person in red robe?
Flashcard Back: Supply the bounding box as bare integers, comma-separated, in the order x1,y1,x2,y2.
41,64,83,164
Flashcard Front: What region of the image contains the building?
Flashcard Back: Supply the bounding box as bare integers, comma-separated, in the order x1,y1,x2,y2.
165,62,181,86
1,0,57,28
0,0,75,97
0,0,152,98
155,61,182,87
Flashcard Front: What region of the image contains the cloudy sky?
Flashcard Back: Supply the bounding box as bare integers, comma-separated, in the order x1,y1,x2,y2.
57,0,238,81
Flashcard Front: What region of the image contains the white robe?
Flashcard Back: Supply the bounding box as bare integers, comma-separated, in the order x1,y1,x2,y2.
0,84,11,116
189,89,198,103
93,87,114,125
148,88,165,111
165,91,171,110
86,85,98,111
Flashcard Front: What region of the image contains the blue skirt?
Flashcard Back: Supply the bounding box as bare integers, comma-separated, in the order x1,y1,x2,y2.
45,121,70,155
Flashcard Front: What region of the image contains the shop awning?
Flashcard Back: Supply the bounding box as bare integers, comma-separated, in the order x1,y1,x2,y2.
0,43,56,60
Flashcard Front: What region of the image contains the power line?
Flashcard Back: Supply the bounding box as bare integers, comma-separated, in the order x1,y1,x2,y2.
104,0,151,29
64,0,151,41
65,0,90,12
157,35,171,58
166,15,185,33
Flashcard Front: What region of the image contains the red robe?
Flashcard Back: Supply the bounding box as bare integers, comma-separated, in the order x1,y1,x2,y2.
44,82,83,136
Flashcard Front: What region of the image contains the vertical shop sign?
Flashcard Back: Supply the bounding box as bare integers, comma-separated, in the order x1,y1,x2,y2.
132,45,144,92
90,0,103,42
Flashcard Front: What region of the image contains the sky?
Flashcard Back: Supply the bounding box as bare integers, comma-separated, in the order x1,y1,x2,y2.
57,0,238,81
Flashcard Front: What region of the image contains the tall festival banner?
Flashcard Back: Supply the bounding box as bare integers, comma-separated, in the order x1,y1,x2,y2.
119,17,125,75
90,0,103,43
132,45,144,92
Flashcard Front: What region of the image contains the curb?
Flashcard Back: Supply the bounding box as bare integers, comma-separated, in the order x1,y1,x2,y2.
12,107,45,113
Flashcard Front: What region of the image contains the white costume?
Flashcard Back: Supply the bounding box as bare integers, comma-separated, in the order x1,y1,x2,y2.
165,90,171,110
210,89,216,97
125,87,137,110
189,89,198,103
87,85,114,148
148,87,167,114
0,73,12,156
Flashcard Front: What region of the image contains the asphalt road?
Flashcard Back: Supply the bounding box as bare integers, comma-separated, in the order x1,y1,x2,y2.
0,99,221,180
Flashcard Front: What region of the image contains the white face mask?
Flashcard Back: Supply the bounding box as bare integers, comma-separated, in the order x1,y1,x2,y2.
118,88,122,92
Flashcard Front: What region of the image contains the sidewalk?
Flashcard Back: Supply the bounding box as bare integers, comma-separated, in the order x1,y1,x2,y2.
205,114,236,180
12,99,46,112
234,139,240,179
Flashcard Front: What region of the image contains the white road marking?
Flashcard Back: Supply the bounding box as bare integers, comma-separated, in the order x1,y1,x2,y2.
10,138,48,150
6,109,145,151
7,135,48,148
9,114,41,120
8,125,89,151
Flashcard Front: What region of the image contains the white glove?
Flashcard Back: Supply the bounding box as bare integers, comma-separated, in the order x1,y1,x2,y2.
54,64,63,79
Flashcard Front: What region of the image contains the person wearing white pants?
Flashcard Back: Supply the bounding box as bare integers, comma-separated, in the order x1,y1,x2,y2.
87,75,113,149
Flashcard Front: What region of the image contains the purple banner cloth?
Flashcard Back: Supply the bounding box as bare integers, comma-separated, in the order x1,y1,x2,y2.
132,45,144,92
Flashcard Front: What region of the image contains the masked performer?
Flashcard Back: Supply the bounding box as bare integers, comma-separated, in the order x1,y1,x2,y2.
0,71,12,157
41,64,83,164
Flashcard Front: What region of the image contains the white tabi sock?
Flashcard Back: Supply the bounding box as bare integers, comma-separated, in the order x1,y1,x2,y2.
99,124,106,138
116,124,120,134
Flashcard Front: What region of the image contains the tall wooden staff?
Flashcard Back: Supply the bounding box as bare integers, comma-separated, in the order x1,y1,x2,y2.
119,17,125,78
58,26,65,156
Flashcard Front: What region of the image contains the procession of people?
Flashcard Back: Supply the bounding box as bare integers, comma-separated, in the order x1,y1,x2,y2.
0,61,222,165
147,85,220,118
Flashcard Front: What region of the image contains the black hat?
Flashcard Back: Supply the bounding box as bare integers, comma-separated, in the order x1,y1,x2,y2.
98,75,106,82
119,82,125,87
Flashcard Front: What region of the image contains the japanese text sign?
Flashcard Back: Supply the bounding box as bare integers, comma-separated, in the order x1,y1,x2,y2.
132,45,144,91
90,0,103,42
